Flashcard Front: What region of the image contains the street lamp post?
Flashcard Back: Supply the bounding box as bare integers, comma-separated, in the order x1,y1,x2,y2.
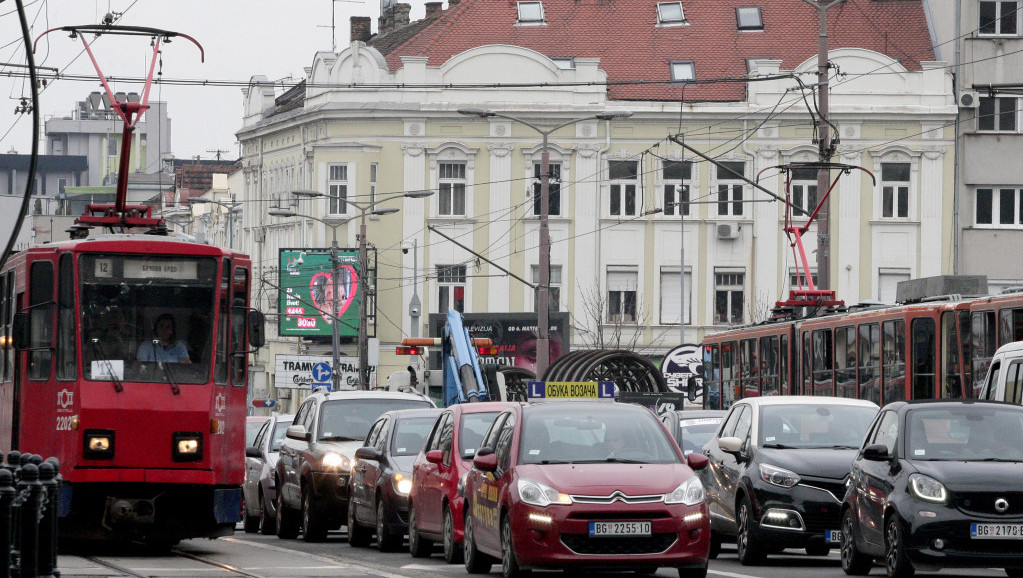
291,188,434,390
189,197,242,249
457,108,632,378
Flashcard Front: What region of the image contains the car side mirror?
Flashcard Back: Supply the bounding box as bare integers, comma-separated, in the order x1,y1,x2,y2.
473,452,499,472
355,446,382,461
718,436,743,454
686,453,709,471
476,446,494,457
248,309,266,348
862,443,891,461
12,312,29,350
286,425,309,441
245,445,262,458
425,449,443,464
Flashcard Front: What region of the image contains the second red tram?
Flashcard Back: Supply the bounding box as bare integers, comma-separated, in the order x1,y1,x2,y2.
0,234,264,545
700,291,1023,410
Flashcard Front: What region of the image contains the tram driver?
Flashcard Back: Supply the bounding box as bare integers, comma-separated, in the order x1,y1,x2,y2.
137,313,192,363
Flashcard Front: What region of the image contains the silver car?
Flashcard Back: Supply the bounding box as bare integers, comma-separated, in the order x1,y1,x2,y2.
243,414,294,534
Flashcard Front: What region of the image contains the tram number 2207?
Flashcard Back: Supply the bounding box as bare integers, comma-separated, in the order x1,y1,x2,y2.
56,416,75,431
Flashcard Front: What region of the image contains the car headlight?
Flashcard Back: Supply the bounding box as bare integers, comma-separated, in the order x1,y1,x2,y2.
393,472,413,495
759,463,800,488
665,476,705,505
322,452,350,470
909,473,948,504
517,478,572,507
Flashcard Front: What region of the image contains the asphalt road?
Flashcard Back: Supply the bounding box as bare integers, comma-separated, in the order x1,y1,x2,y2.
54,528,1007,578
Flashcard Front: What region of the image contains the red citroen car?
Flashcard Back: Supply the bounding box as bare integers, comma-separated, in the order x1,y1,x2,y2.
462,401,710,578
408,401,515,563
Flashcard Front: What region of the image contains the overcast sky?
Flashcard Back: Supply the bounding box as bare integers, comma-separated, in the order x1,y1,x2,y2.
0,0,427,162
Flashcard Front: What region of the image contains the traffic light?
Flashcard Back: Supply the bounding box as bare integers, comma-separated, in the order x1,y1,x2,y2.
395,345,423,355
476,346,498,355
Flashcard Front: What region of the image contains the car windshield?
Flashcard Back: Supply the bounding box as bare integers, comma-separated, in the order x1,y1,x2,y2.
459,412,501,458
270,420,293,452
519,406,682,465
907,405,1023,461
391,417,438,456
759,404,876,449
318,399,432,441
246,421,266,446
679,417,722,454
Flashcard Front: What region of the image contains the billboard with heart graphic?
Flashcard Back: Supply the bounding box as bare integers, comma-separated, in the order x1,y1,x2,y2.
279,248,362,337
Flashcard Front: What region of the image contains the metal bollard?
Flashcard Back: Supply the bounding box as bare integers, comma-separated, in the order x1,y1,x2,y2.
0,469,14,578
36,463,56,578
41,459,58,578
17,463,41,578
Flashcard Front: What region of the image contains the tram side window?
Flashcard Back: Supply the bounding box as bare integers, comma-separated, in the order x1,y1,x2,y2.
812,328,834,396
941,311,964,399
703,345,720,409
760,335,779,396
802,332,811,395
231,267,249,386
911,317,936,400
741,338,759,398
56,255,76,380
28,261,54,381
215,260,231,385
835,326,856,398
858,323,881,405
971,311,997,397
721,342,738,409
882,319,906,404
780,334,789,395
960,310,973,396
0,272,11,382
1005,361,1023,405
999,308,1023,347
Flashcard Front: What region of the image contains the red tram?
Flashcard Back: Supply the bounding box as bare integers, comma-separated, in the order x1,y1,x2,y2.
700,291,1023,410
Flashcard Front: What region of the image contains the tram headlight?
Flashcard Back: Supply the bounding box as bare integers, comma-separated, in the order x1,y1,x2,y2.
172,432,203,462
83,429,115,460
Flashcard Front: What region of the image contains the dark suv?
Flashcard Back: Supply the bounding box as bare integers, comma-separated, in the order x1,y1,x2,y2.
274,389,435,541
700,396,878,564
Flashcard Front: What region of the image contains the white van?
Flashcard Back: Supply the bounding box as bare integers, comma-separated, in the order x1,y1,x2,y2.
978,341,1023,404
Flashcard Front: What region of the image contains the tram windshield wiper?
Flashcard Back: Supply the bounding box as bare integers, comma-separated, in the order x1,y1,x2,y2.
89,338,123,393
156,342,181,395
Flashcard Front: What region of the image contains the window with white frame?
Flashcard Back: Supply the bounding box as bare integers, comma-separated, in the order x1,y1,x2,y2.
789,268,819,290
328,164,348,215
736,6,763,30
657,2,686,24
670,62,695,84
369,163,378,205
438,162,467,216
659,267,692,324
662,160,692,216
532,162,561,216
436,264,466,313
790,167,818,217
608,160,639,216
531,265,562,311
607,267,638,323
980,1,1020,35
881,162,910,219
517,1,544,23
716,162,746,217
878,268,910,303
976,187,1023,226
979,97,1018,132
714,269,744,325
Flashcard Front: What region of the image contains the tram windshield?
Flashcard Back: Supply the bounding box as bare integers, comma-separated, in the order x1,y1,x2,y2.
80,254,218,384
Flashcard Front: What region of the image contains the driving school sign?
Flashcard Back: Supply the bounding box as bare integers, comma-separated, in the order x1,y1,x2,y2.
527,381,615,401
274,354,375,390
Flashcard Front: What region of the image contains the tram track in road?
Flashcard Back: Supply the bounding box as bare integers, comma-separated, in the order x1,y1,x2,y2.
81,548,268,578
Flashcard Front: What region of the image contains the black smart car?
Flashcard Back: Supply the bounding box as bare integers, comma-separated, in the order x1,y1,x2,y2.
700,396,878,564
841,400,1023,578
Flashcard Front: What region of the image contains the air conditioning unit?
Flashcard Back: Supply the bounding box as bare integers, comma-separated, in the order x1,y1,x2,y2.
716,222,740,240
958,91,981,109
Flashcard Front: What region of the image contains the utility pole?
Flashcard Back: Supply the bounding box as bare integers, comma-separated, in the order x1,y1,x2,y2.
803,0,843,292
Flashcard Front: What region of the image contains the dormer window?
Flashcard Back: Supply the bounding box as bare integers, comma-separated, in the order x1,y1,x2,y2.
670,61,695,84
657,2,687,25
736,7,763,30
552,57,575,69
517,1,545,24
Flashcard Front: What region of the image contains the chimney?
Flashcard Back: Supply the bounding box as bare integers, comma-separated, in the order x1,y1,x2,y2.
394,3,412,28
425,2,443,18
350,16,372,42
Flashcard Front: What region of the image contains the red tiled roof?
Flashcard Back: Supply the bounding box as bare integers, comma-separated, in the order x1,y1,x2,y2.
381,0,935,102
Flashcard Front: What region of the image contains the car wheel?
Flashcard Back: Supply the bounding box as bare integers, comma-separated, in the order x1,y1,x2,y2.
275,485,300,540
736,497,765,566
408,502,434,558
377,498,402,552
302,488,328,542
501,515,529,578
841,510,873,576
444,504,463,564
806,543,831,557
258,489,277,535
885,515,915,578
677,566,708,578
242,494,259,533
347,497,371,547
464,510,493,574
708,532,722,560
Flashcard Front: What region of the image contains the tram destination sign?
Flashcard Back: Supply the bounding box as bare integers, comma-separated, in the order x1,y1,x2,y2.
278,248,361,337
120,259,198,280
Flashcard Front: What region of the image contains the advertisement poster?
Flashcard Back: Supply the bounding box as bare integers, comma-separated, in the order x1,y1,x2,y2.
278,249,361,337
428,312,570,376
274,354,376,390
661,343,704,407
